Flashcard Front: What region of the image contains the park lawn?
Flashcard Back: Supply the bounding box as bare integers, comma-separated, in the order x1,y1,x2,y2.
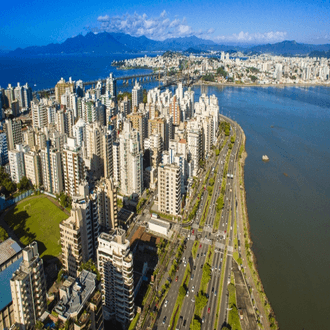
4,195,69,260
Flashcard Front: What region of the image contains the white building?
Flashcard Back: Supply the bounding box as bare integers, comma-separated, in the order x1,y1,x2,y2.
10,242,47,330
132,81,143,109
158,163,182,216
97,230,134,325
8,144,28,183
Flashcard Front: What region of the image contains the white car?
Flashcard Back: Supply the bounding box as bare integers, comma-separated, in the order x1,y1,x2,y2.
192,286,195,292
164,300,168,307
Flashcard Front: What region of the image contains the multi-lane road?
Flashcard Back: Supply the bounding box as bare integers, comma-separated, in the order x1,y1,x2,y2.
152,116,244,330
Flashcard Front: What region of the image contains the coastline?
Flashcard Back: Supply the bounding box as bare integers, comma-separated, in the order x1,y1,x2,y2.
193,80,330,88
236,125,279,330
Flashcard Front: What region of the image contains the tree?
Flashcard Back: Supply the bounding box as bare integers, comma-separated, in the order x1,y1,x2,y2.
192,318,201,330
17,176,30,191
79,259,101,281
4,179,16,193
249,75,258,82
231,136,235,144
215,149,220,156
216,195,224,211
59,192,71,208
195,293,208,312
179,285,186,298
209,178,215,186
217,67,228,78
202,74,215,82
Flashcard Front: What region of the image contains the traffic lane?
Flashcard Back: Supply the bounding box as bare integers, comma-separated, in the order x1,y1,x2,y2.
157,240,194,327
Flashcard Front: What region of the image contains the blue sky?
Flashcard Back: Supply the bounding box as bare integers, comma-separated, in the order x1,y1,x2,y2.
1,0,330,50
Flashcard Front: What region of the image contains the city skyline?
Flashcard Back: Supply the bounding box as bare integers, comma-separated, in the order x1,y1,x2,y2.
1,0,330,50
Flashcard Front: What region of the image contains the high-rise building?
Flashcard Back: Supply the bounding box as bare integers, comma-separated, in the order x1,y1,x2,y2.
31,100,48,129
119,121,143,196
24,151,42,188
187,127,202,177
95,177,118,232
52,270,104,330
0,132,8,165
4,118,22,151
97,229,134,325
60,186,100,277
106,73,116,99
10,242,47,330
127,108,147,150
40,143,63,194
8,145,27,183
169,96,181,126
62,138,85,197
72,118,86,148
119,96,131,116
158,163,182,215
5,84,15,108
132,82,143,109
55,77,75,103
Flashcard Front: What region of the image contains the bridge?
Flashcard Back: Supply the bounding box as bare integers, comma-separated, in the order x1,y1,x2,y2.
34,72,165,95
34,71,200,96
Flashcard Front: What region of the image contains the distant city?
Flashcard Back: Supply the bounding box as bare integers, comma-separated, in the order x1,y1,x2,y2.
1,47,329,330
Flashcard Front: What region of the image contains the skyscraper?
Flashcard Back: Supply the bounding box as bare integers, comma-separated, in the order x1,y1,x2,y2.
158,163,182,216
97,229,134,325
10,242,47,330
132,81,143,109
62,138,85,197
119,120,143,196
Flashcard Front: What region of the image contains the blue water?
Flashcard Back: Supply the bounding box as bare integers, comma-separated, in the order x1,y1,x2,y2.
0,53,159,91
192,84,330,330
0,55,329,329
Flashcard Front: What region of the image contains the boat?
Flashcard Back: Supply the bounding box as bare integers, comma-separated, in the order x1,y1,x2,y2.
262,155,269,162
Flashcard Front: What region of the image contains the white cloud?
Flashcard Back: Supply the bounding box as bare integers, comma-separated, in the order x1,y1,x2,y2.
215,31,287,43
92,11,214,40
93,13,287,44
97,15,110,22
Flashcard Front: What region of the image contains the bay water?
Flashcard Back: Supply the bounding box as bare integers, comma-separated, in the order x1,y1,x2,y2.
1,54,329,329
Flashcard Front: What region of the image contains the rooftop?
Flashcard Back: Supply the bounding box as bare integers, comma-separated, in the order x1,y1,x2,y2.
54,270,96,319
0,257,23,310
0,238,21,266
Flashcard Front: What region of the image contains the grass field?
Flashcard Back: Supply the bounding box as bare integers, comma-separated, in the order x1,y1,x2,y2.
4,195,69,260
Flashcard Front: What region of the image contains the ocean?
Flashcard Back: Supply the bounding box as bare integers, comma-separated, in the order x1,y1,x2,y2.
1,54,330,329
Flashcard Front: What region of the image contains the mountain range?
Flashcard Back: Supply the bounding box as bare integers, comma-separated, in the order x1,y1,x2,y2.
8,32,330,56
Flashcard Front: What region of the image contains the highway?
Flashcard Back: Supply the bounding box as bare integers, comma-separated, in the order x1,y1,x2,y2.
152,116,243,330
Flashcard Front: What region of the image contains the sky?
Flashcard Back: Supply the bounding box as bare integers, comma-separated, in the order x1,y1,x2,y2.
1,0,330,50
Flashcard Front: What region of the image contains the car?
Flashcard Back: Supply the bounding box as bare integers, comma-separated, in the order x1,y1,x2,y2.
197,253,199,258
193,265,196,270
206,293,209,298
192,286,195,292
186,290,189,297
163,316,167,324
201,264,203,269
192,229,194,234
204,252,206,256
199,244,202,248
183,320,187,326
176,276,178,282
202,317,205,323
180,316,183,322
164,300,168,307
212,287,214,293
191,274,194,280
214,291,217,296
208,307,211,314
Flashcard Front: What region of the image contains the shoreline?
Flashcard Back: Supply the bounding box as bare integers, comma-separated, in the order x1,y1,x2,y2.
194,80,330,88
236,124,279,330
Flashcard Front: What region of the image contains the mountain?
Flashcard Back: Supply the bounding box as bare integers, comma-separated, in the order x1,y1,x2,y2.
8,33,330,56
10,32,131,55
247,40,330,55
9,33,217,55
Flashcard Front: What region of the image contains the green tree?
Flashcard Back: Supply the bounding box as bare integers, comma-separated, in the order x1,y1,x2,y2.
209,178,215,186
216,195,224,211
249,75,258,82
179,285,186,298
215,149,220,156
195,293,208,312
192,318,201,330
79,259,101,281
17,176,31,191
217,67,228,78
